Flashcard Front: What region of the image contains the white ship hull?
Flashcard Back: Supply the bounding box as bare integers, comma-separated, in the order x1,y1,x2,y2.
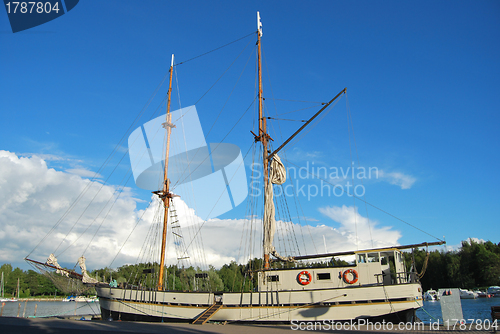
96,282,421,323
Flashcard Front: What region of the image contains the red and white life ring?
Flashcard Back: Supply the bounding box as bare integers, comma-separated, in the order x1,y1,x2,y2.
298,271,312,285
343,269,359,284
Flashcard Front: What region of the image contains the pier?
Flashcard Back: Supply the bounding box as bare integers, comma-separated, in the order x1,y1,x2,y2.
0,317,494,333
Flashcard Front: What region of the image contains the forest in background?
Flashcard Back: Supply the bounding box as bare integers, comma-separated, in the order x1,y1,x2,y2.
1,239,499,297
411,239,500,291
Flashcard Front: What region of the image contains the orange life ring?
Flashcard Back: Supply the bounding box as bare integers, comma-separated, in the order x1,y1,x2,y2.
343,269,359,284
298,271,312,285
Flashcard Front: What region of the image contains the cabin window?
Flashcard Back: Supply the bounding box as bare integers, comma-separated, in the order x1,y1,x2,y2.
317,273,331,280
357,254,366,263
267,275,279,282
367,253,379,263
397,252,403,263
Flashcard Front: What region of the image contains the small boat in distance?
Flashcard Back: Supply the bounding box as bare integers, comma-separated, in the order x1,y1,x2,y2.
459,288,478,299
475,290,491,298
423,289,439,301
488,286,500,297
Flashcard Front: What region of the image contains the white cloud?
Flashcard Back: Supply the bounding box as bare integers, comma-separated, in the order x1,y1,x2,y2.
0,151,261,270
65,168,103,179
0,150,142,269
19,153,66,162
173,203,403,267
465,237,486,244
378,170,416,189
285,147,324,162
318,205,401,250
0,151,403,272
445,237,486,252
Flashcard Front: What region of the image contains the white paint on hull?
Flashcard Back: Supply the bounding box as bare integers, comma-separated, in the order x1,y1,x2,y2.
96,283,421,322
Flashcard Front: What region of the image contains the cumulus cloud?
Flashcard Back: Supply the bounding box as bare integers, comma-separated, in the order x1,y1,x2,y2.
0,151,404,272
0,150,142,269
65,168,103,178
181,204,402,266
378,170,416,189
444,237,486,252
0,151,261,270
318,205,401,250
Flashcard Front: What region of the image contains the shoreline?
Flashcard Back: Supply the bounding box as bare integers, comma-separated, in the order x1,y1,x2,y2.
1,298,99,302
2,298,65,302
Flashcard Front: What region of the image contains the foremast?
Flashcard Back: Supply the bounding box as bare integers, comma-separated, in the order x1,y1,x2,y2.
157,54,175,291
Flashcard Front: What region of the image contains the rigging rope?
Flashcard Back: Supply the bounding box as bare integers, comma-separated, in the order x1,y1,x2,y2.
172,98,256,188
280,157,444,242
262,48,318,257
176,145,253,260
266,116,306,122
202,40,256,140
272,104,324,117
27,71,170,259
171,63,209,271
264,98,326,104
175,31,256,66
55,93,169,256
169,42,256,190
346,93,374,248
346,95,358,249
417,251,431,279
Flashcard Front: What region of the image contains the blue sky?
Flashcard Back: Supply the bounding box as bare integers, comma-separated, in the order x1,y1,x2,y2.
0,1,499,269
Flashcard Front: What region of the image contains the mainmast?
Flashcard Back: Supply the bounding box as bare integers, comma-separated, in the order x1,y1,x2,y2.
157,54,175,291
256,12,271,270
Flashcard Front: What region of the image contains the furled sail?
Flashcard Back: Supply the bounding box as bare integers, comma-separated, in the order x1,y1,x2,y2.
46,253,69,277
78,256,98,284
263,154,294,262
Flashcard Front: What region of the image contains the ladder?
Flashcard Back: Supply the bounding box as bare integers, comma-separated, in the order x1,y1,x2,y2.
169,204,190,263
192,302,223,325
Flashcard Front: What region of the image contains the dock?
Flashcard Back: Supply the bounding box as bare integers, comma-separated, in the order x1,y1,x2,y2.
0,317,493,333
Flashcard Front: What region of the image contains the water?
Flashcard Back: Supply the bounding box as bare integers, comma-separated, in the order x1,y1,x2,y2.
0,301,100,318
0,298,497,322
416,298,499,323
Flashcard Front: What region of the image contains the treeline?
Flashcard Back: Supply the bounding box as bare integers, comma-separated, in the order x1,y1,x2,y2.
1,239,498,296
413,239,500,291
0,264,57,297
92,240,499,293
90,257,348,293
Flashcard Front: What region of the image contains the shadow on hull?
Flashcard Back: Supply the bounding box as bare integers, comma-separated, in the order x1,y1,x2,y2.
101,307,417,324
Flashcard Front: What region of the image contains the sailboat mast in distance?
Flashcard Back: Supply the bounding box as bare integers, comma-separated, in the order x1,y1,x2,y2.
158,54,175,291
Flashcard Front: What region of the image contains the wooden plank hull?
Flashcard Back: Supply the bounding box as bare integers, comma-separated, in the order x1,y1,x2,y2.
96,283,422,323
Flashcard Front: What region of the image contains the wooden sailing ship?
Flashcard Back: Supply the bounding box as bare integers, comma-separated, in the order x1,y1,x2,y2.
26,12,445,323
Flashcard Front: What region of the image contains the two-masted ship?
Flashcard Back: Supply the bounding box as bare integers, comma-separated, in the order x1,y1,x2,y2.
27,12,444,324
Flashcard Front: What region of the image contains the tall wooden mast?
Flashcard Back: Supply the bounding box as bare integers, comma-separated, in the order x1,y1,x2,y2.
256,12,271,270
158,54,175,291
